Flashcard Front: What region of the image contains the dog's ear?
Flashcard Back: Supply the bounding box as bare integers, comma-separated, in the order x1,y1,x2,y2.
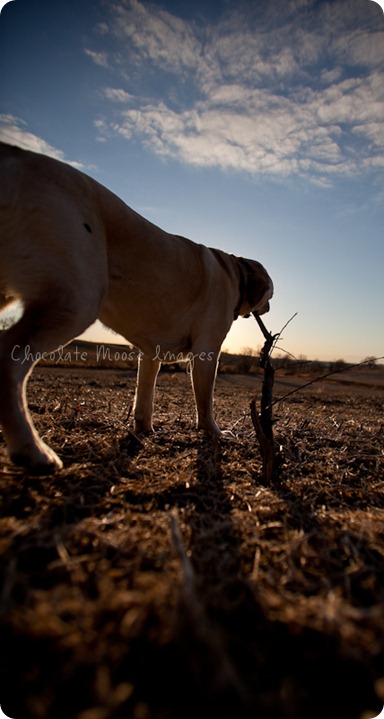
239,258,273,312
247,269,270,308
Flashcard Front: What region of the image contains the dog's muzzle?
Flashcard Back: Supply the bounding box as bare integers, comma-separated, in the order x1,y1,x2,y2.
258,301,270,315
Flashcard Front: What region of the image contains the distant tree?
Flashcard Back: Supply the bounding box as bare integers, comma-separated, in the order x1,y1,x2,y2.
331,359,346,372
298,354,309,364
362,356,378,369
236,347,259,374
309,359,324,374
240,346,259,357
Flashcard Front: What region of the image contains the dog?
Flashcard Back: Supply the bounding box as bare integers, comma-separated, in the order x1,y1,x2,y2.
0,142,273,473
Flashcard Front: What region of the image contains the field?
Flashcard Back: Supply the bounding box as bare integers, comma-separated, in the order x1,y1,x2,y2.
0,358,384,719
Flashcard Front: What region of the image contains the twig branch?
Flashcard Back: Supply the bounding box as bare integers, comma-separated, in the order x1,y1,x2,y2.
250,307,382,482
250,312,280,483
269,355,384,409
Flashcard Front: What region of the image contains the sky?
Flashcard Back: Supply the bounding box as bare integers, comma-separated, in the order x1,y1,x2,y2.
0,0,383,363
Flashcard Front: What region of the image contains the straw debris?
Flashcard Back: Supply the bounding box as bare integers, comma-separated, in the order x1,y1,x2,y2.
0,365,383,718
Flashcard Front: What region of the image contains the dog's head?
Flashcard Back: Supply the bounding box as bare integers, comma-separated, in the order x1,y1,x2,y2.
235,257,273,318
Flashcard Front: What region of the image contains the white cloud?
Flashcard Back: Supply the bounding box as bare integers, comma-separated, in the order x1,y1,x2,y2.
0,115,85,168
84,48,110,69
313,74,384,126
111,0,201,76
352,121,384,147
102,87,135,103
334,28,384,68
90,0,384,185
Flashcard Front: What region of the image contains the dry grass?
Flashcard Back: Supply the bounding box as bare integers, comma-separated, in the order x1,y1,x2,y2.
0,367,383,719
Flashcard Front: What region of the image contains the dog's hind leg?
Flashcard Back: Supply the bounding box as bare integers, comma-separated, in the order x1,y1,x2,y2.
0,294,100,473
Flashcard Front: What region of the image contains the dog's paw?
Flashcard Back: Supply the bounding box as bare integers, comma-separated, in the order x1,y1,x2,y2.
220,429,237,440
134,419,154,435
10,442,63,474
198,424,236,440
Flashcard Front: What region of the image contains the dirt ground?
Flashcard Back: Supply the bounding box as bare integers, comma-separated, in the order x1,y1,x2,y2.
0,366,383,719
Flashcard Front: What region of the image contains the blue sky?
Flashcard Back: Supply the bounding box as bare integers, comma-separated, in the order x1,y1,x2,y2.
0,0,383,362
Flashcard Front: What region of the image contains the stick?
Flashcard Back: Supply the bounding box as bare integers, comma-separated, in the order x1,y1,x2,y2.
250,312,279,483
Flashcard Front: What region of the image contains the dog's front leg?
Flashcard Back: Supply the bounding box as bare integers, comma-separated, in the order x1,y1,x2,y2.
133,354,161,433
191,352,221,437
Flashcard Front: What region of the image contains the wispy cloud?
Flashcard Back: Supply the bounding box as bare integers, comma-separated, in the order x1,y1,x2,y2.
0,115,86,169
85,0,384,185
87,1,384,185
84,48,110,69
110,0,202,76
102,87,135,103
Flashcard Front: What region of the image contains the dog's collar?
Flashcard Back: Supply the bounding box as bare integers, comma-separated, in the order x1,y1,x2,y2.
232,256,250,320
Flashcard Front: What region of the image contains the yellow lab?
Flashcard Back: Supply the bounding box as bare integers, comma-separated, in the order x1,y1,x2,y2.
0,142,273,472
